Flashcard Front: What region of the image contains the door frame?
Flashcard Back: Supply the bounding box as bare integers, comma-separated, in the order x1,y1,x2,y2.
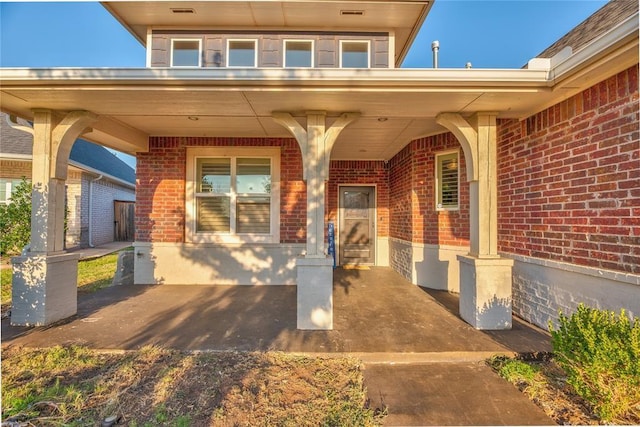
336,184,377,266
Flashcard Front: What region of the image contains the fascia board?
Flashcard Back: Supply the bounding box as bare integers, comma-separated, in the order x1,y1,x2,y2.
550,12,639,86
0,67,550,89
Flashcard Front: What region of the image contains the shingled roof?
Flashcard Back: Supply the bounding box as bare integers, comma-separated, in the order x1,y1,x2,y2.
0,113,135,185
537,0,638,59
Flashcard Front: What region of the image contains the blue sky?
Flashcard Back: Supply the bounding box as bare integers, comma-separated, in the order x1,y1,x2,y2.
1,1,608,69
1,1,608,166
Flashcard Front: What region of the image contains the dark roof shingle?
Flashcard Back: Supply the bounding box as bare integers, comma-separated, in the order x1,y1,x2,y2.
537,0,639,59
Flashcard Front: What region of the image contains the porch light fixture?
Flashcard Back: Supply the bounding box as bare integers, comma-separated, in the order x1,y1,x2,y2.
188,116,199,121
171,8,195,14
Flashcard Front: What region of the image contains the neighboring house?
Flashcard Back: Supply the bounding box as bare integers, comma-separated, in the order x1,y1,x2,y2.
0,0,637,329
0,113,136,249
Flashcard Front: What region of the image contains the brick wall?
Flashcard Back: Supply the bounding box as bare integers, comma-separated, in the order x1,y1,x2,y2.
65,170,83,248
388,135,470,246
327,160,389,237
498,65,639,274
136,137,306,243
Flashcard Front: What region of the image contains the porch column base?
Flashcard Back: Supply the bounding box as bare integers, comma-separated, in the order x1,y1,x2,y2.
457,254,514,330
10,252,80,326
296,256,333,330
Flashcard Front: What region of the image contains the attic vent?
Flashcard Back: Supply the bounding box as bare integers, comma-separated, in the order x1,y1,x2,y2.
171,8,195,14
340,10,364,16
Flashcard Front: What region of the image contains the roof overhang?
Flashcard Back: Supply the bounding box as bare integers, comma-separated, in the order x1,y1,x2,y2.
101,0,433,67
0,13,637,160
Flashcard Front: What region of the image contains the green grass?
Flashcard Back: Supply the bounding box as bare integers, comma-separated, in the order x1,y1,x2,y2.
0,252,120,305
1,268,12,304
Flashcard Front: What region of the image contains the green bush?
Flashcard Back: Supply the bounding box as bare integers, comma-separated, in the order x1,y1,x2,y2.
0,178,31,256
549,304,640,423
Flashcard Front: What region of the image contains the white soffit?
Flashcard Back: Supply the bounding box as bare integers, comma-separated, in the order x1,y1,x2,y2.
101,0,432,66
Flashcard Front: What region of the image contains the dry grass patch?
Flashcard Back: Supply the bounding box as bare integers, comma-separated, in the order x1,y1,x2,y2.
2,345,384,427
487,355,637,425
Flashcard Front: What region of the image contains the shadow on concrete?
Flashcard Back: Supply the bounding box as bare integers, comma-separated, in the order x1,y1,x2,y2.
2,267,551,355
420,287,552,354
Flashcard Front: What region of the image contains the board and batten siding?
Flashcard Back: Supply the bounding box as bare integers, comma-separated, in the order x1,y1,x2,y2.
150,31,389,68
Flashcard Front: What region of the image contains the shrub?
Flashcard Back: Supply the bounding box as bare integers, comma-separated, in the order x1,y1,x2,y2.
0,178,31,256
549,304,640,423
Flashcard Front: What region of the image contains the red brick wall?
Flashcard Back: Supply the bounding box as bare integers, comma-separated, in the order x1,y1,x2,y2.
498,65,639,274
327,160,390,237
388,135,470,246
136,137,306,243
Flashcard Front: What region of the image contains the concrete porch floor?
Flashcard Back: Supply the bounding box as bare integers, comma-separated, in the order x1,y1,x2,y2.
1,267,555,425
2,267,551,356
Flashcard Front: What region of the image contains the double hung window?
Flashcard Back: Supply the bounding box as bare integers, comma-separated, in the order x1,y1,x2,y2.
284,40,313,67
340,40,370,68
171,39,201,67
187,148,280,243
227,40,258,67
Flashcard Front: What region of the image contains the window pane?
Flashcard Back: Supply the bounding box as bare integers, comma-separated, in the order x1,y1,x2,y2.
237,158,271,194
341,42,368,68
228,40,256,67
438,153,459,208
285,41,312,67
172,40,200,66
0,179,8,203
237,196,270,233
197,196,230,232
198,158,231,193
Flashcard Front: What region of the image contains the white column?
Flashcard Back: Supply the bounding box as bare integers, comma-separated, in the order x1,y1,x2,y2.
436,112,513,330
273,111,358,329
11,110,97,326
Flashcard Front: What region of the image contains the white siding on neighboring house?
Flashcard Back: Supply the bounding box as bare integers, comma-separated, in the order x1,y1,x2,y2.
87,175,135,247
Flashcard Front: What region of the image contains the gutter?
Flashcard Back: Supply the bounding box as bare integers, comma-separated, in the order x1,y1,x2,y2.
549,12,639,85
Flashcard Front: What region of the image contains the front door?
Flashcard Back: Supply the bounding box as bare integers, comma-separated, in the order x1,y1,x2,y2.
339,186,375,265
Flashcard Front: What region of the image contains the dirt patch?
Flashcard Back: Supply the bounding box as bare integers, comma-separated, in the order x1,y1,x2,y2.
2,345,384,426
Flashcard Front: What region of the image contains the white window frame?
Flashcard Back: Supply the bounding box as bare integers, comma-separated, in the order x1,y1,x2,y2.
339,40,370,68
283,39,314,68
170,38,202,67
435,149,460,211
226,39,258,68
186,147,280,244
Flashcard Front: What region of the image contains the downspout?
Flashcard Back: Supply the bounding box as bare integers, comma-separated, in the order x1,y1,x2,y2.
88,174,103,247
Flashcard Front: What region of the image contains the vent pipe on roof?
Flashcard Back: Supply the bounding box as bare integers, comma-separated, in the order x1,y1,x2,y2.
431,40,440,69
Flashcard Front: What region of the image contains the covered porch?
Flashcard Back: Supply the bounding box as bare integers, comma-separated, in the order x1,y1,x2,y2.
2,267,551,356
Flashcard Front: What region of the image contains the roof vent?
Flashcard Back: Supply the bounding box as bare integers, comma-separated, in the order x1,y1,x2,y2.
340,10,364,16
171,8,195,14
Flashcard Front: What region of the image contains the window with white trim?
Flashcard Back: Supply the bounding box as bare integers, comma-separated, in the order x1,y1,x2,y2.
171,39,201,67
284,40,313,67
227,40,257,67
186,148,280,243
340,40,370,68
435,151,459,210
0,178,27,204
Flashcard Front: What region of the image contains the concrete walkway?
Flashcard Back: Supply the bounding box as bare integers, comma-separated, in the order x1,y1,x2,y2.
1,267,555,425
